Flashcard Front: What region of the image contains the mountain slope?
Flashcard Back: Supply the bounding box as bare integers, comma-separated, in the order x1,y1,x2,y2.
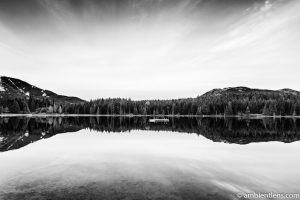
196,86,300,115
0,76,85,104
201,86,300,97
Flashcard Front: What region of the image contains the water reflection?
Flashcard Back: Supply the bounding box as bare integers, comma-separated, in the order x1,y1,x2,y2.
0,130,300,200
0,117,300,200
1,117,300,152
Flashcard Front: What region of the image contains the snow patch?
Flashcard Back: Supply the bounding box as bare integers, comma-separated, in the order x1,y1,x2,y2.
0,84,4,91
0,79,4,91
8,78,24,93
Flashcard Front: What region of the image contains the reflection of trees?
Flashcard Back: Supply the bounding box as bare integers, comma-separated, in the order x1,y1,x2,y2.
200,118,300,144
1,117,300,151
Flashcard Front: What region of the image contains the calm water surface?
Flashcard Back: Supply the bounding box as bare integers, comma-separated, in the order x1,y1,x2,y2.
0,117,300,200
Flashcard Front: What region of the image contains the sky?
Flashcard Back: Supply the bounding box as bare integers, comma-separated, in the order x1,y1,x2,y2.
0,0,300,100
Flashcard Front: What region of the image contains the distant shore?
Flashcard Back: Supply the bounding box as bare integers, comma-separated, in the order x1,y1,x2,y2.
0,113,300,118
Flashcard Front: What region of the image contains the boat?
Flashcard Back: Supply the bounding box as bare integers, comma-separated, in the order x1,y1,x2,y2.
149,118,169,123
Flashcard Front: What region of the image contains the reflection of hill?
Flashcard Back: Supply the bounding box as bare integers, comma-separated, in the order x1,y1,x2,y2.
198,118,300,144
0,117,83,151
1,117,300,152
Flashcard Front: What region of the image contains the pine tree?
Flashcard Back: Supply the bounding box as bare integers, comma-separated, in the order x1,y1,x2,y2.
22,101,30,113
245,106,250,115
29,96,36,112
172,103,175,115
54,104,58,113
11,100,21,113
197,106,202,115
58,106,63,114
89,105,96,114
225,102,233,115
262,104,269,115
48,105,54,113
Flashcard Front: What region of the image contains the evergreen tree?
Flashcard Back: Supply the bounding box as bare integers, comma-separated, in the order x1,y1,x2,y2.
262,104,269,115
54,104,58,113
197,106,202,115
21,100,30,113
29,96,36,112
10,100,21,113
58,106,63,114
245,106,250,115
225,102,233,115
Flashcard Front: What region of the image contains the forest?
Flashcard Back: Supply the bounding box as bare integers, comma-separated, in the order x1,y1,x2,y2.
1,88,300,116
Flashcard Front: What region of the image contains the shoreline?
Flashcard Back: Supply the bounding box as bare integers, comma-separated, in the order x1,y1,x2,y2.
0,113,300,118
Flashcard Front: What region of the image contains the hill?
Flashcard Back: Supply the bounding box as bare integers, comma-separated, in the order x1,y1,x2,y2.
0,76,85,114
197,86,300,115
0,76,84,103
201,86,300,97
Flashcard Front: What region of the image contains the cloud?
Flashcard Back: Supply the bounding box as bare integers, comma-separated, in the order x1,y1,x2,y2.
0,0,300,99
211,0,300,53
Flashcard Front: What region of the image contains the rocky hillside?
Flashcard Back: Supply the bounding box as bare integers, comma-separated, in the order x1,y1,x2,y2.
0,76,85,104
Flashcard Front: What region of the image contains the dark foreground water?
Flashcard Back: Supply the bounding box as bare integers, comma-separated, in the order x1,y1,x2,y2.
0,117,300,200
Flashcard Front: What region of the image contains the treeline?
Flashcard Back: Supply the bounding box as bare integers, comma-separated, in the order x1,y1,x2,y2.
1,90,300,116
196,90,300,116
0,94,53,114
65,94,300,116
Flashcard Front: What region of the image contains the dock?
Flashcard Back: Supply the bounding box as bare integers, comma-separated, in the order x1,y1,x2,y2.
149,118,170,123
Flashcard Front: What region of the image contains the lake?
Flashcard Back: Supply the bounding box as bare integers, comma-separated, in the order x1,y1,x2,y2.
0,117,300,200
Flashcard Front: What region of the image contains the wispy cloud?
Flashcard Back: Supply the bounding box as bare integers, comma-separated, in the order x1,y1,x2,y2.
0,0,300,99
211,0,299,52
